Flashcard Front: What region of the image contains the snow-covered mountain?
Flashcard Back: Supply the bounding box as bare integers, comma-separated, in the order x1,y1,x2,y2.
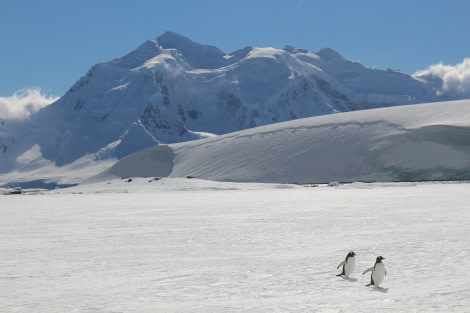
0,32,459,170
1,32,469,186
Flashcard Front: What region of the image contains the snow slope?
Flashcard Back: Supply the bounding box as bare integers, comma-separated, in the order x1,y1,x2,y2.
98,99,470,184
1,178,469,312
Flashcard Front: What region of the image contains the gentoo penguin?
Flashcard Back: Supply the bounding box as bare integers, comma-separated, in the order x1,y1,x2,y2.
363,256,387,288
336,251,356,278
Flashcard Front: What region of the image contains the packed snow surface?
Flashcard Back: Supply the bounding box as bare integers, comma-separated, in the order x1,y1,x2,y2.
1,178,469,312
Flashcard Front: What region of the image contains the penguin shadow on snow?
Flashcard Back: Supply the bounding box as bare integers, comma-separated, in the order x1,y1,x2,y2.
340,276,358,282
370,286,389,293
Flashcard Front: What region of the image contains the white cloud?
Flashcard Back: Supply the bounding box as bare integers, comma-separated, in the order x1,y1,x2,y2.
0,88,58,120
414,58,470,98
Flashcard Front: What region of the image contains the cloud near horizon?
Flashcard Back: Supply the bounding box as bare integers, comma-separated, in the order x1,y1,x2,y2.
414,58,470,98
0,88,58,120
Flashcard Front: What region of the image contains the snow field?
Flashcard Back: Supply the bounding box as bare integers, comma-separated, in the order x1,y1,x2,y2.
1,179,469,312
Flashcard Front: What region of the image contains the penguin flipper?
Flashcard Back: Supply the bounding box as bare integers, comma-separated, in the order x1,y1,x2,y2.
337,261,345,269
363,267,373,275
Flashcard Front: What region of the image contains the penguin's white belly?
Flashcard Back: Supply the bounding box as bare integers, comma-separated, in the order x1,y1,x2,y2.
344,257,355,276
372,263,386,285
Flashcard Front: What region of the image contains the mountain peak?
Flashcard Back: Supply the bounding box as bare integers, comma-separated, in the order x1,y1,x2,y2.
156,31,196,49
155,31,226,69
316,47,344,62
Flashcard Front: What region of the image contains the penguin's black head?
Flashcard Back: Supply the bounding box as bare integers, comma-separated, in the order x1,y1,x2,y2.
376,256,385,262
349,251,356,257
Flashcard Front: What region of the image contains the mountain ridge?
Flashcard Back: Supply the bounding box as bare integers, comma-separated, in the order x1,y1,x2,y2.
0,31,466,177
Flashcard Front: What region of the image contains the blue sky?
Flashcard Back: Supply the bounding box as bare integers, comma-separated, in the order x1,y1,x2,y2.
1,0,470,98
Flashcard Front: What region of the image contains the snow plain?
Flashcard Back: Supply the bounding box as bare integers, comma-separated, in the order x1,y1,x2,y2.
1,178,469,312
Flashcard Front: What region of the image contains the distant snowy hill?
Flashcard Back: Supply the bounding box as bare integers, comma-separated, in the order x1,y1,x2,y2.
1,32,469,186
1,100,469,186
91,100,470,184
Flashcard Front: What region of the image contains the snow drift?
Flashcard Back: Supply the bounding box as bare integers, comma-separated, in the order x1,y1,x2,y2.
99,99,470,184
